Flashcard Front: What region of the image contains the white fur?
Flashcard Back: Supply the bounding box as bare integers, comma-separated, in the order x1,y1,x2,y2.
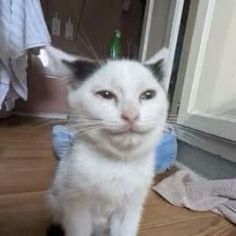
49,52,168,236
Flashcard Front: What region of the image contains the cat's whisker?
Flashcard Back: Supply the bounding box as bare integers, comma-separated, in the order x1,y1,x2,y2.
167,123,206,144
176,130,204,144
68,118,104,123
73,0,101,65
167,116,208,128
68,117,122,126
69,114,103,121
72,123,104,130
31,121,66,130
78,27,101,65
73,127,101,134
75,127,103,137
69,111,96,116
137,121,167,127
73,121,119,128
77,35,95,60
68,121,104,127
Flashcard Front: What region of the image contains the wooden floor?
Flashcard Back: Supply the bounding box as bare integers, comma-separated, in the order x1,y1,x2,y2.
0,116,235,236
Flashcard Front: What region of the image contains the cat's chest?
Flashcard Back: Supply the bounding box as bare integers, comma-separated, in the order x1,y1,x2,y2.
68,147,154,199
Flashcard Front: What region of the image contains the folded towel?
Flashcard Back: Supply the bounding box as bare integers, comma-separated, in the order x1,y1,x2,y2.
153,170,236,224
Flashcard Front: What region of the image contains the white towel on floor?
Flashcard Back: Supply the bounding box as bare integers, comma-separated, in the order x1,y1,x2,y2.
153,170,236,225
0,0,51,111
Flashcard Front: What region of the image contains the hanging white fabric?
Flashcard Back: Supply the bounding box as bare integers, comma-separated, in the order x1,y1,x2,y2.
0,0,51,112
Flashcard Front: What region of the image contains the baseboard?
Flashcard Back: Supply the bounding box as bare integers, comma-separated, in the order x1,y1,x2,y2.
175,124,236,163
176,140,236,179
12,112,68,120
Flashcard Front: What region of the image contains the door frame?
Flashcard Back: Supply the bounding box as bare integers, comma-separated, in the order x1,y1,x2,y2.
139,0,184,90
177,0,236,142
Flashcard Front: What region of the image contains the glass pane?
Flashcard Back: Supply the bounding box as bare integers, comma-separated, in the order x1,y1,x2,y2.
192,0,236,121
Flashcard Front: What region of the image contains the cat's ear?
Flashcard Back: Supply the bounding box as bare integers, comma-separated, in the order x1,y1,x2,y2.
144,48,169,83
39,45,96,80
62,60,99,86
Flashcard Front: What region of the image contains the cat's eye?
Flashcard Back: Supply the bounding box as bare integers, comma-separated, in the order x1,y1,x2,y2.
140,90,156,101
96,90,116,100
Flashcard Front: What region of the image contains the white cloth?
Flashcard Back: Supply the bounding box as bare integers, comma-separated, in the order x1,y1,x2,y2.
0,0,51,111
153,170,236,225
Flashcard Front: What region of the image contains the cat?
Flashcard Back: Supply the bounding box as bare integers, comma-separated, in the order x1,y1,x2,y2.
47,47,168,236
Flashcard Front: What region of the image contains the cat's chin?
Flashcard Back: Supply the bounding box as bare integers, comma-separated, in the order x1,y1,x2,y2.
101,128,157,153
82,126,161,158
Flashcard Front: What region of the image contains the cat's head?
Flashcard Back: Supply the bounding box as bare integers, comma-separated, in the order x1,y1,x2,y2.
63,50,168,158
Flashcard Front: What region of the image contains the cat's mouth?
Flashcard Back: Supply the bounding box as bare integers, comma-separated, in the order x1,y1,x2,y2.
112,129,139,135
106,125,151,135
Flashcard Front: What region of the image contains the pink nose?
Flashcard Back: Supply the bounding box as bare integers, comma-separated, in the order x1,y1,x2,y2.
121,102,139,123
121,113,139,123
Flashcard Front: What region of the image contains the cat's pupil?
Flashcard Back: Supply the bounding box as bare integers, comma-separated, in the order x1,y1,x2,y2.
140,90,156,101
96,90,115,99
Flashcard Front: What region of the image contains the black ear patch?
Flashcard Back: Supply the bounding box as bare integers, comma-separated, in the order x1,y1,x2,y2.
46,224,64,236
62,60,99,85
146,59,165,82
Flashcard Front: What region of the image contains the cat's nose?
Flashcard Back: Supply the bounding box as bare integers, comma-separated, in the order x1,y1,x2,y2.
121,102,139,124
121,112,139,123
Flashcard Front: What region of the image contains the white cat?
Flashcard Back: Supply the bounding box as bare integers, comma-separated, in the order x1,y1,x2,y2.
48,48,168,236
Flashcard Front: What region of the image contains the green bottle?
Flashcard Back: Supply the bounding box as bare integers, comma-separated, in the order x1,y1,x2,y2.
108,30,122,59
